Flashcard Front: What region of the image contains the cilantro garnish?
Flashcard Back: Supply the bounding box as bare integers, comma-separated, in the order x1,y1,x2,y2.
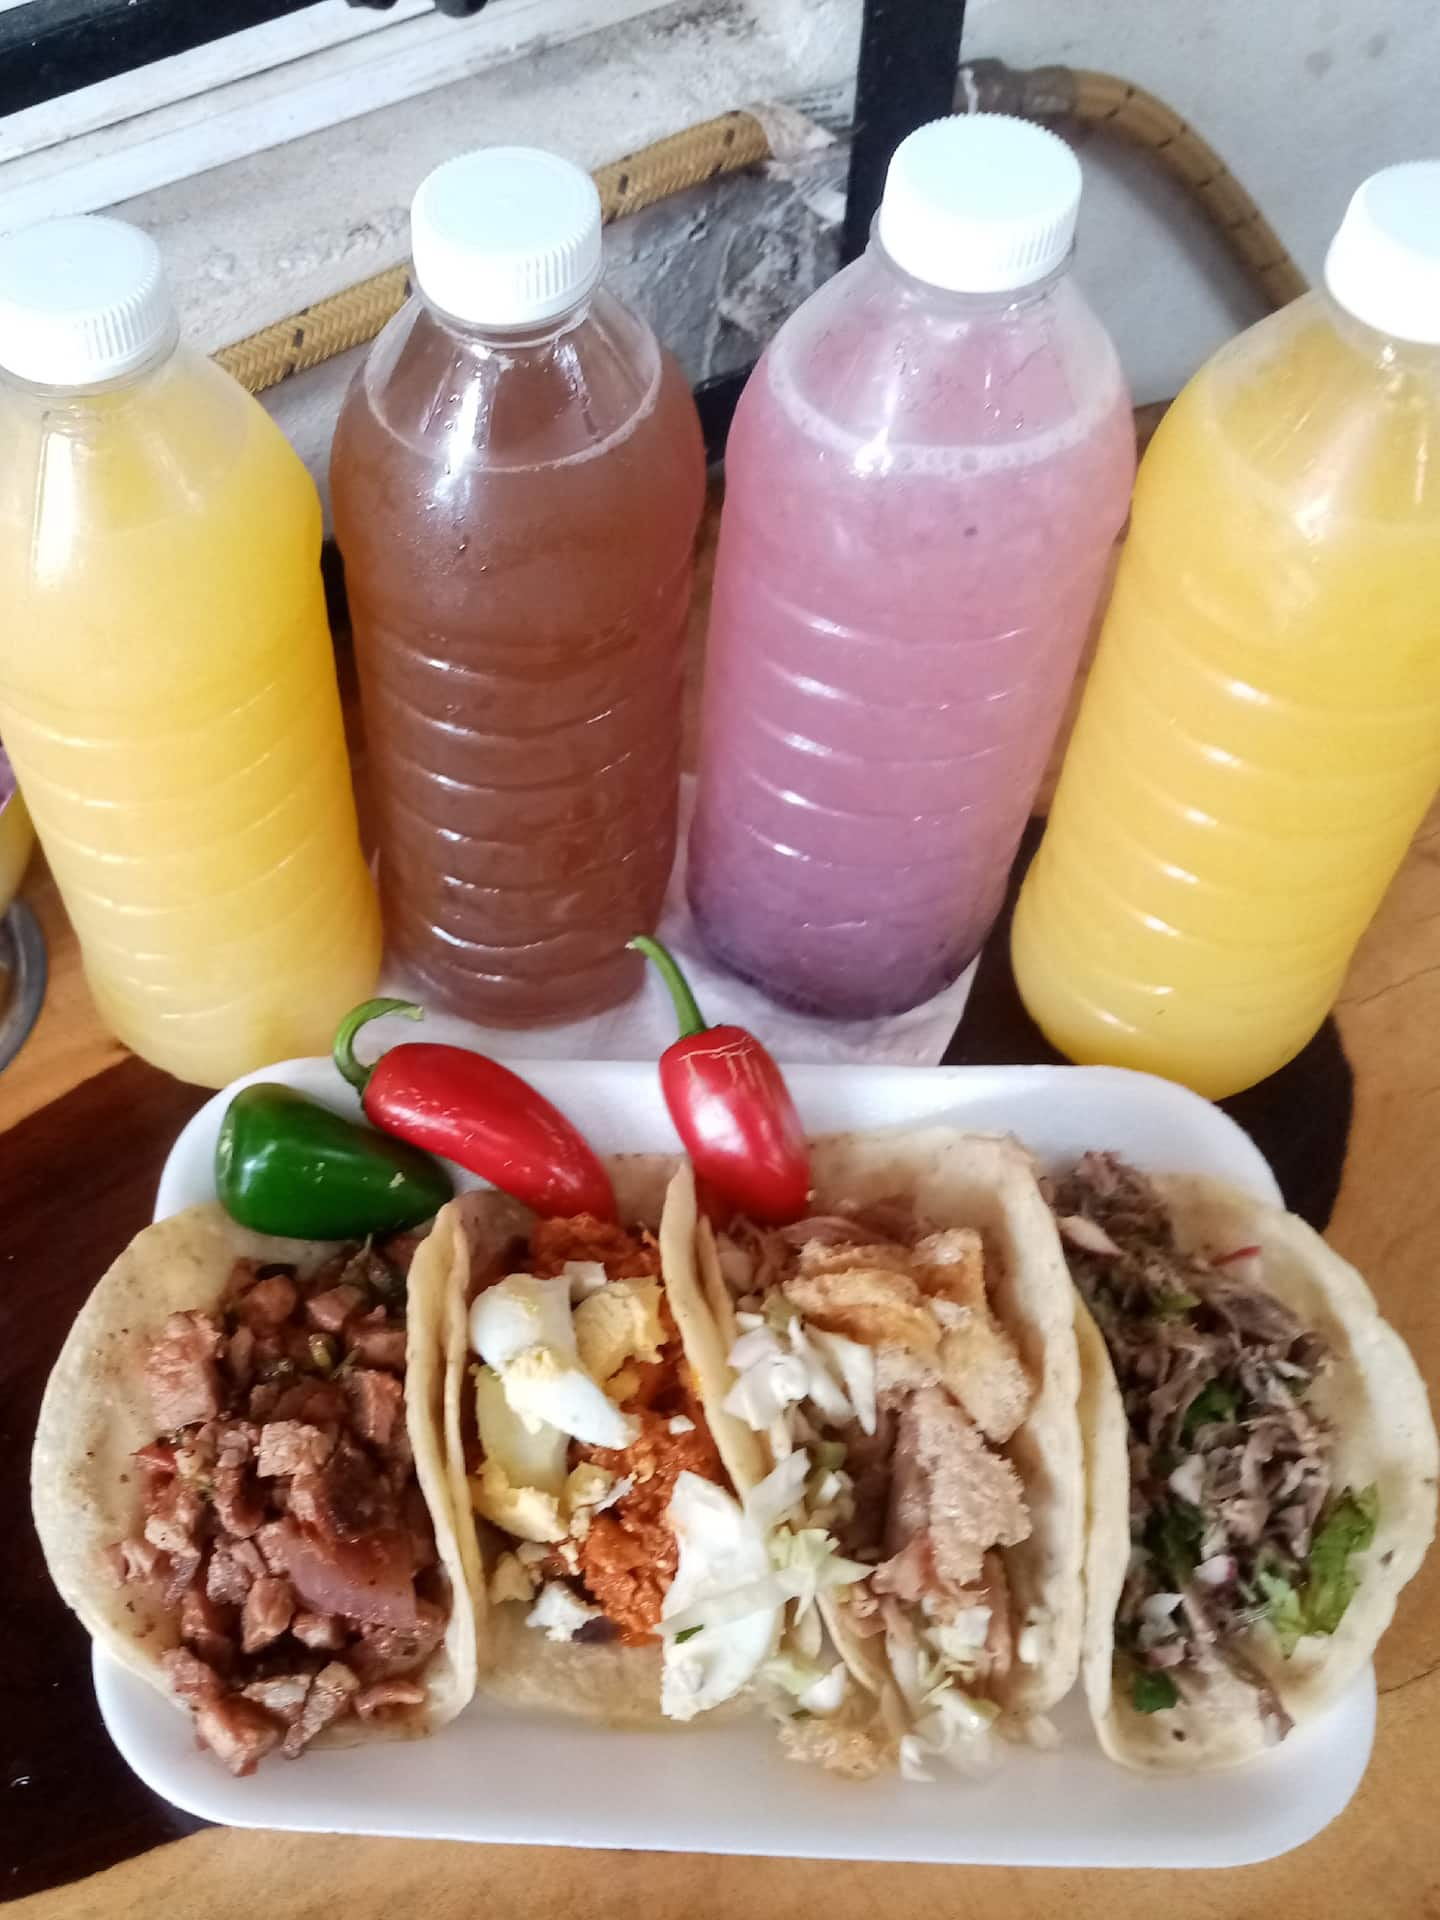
1132,1670,1179,1713
1181,1379,1240,1437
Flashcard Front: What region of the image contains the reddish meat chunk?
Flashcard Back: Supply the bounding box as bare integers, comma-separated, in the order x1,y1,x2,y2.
215,1422,259,1470
144,1312,223,1430
256,1421,335,1478
162,1647,224,1705
133,1441,177,1479
241,1674,312,1725
162,1549,203,1610
224,1324,256,1391
196,1696,283,1776
352,1599,446,1681
206,1538,265,1606
282,1662,359,1758
106,1536,165,1585
241,1574,296,1653
354,1679,427,1719
143,1481,204,1557
233,1273,300,1331
291,1610,347,1651
279,1525,418,1629
180,1584,236,1671
345,1310,406,1372
271,1381,349,1425
345,1369,403,1449
288,1439,394,1541
212,1466,266,1539
306,1284,364,1334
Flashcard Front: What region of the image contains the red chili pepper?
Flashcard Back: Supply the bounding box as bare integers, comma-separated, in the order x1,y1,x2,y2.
332,999,617,1222
630,935,810,1226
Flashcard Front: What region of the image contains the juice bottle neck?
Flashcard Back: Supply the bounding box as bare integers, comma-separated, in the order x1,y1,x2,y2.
866,224,1072,318
1318,286,1440,378
0,326,181,403
418,290,597,354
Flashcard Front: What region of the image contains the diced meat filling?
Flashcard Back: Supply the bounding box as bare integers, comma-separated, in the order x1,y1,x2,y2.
108,1233,446,1774
144,1313,224,1430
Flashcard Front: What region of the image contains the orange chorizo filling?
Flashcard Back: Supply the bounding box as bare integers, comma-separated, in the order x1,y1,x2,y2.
504,1215,725,1646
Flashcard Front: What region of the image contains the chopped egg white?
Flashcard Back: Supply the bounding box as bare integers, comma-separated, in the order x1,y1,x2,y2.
527,1582,601,1642
471,1274,637,1449
474,1365,567,1494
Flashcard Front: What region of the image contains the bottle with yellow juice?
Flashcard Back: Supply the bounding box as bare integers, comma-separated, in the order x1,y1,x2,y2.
1012,163,1440,1101
0,217,379,1087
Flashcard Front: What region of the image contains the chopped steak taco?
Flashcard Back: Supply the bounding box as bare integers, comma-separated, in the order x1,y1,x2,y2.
697,1128,1086,1780
32,1206,474,1775
1052,1154,1437,1771
426,1154,783,1727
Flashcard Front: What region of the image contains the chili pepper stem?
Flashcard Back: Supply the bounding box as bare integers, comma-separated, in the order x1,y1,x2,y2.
628,935,709,1039
333,996,426,1094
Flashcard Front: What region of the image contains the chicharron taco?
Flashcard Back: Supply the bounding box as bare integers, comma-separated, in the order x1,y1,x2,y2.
1053,1153,1438,1771
697,1127,1087,1778
32,1205,476,1774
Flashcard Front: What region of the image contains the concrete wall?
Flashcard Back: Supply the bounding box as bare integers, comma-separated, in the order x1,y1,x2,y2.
101,0,1438,488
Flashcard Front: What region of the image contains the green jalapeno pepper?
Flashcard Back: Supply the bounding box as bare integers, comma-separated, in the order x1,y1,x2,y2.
214,1082,453,1239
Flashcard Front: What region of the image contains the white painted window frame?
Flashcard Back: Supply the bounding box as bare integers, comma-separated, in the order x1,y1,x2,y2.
0,0,677,230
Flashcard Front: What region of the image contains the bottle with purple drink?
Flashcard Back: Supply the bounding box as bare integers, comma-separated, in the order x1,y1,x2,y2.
688,114,1135,1018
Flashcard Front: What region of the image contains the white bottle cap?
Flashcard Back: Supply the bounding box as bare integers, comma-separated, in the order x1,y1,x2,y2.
1323,161,1440,346
877,113,1082,295
0,215,175,386
410,146,604,327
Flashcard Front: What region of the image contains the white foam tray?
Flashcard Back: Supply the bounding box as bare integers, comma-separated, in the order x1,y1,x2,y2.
92,1058,1372,1865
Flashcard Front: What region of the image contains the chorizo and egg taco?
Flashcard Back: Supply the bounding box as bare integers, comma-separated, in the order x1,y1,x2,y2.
427,1154,786,1727
1052,1154,1437,1771
32,1206,474,1775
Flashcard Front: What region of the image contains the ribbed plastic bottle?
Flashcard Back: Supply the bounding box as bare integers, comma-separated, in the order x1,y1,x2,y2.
0,217,379,1087
687,115,1134,1017
1012,161,1440,1099
331,147,706,1025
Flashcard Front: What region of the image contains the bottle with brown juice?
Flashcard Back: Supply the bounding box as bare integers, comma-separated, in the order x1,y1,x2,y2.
332,147,705,1025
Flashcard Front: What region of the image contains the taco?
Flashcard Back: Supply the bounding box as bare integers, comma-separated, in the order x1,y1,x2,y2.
1052,1153,1438,1771
32,1205,475,1775
698,1127,1087,1780
426,1153,783,1728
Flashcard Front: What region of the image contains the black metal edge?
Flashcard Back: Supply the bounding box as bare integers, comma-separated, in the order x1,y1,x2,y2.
841,0,968,263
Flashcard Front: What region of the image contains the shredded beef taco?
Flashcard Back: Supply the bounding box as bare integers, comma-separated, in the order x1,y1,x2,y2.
427,1153,783,1728
696,1127,1086,1780
32,1205,475,1775
1053,1154,1437,1771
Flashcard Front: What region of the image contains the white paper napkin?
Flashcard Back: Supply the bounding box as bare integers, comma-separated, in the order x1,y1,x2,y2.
368,778,977,1068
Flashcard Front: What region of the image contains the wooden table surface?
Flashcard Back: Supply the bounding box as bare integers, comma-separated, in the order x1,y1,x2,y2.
3,492,1438,1919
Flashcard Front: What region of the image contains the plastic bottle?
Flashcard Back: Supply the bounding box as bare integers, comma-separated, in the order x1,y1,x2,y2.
686,115,1134,1018
0,217,379,1087
331,148,705,1026
0,746,32,915
1012,162,1440,1099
